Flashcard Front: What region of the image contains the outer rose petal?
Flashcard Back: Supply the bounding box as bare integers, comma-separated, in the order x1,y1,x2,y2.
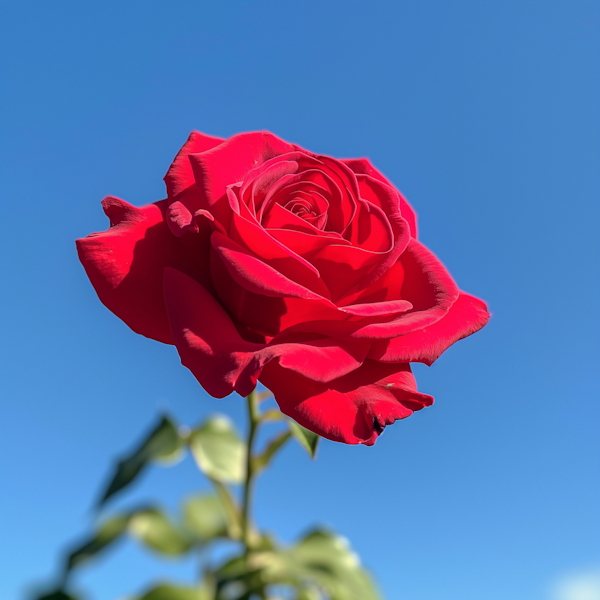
163,268,371,398
277,238,460,340
344,238,460,338
342,157,418,239
368,292,490,365
76,197,209,344
164,131,225,199
260,360,433,445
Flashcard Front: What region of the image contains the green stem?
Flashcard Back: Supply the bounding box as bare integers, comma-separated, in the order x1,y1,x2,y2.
242,389,259,554
242,390,270,600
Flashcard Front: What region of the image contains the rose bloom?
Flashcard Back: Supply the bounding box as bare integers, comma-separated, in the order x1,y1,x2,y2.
77,131,489,445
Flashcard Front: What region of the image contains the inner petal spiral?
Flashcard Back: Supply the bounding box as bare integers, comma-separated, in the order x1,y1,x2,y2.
287,198,313,217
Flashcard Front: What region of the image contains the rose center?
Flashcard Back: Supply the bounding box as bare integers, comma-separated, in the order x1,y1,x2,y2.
286,198,316,220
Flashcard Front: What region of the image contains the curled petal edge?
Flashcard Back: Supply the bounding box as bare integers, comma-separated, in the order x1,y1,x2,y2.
261,359,434,445
76,197,204,345
163,268,371,398
368,292,490,365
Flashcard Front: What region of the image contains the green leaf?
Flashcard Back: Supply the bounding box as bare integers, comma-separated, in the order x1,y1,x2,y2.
182,494,228,541
259,408,285,423
129,508,193,556
211,479,243,540
213,545,306,599
214,556,265,600
66,514,129,570
253,431,292,472
242,529,381,600
98,416,183,507
296,588,321,600
137,583,211,600
289,529,381,600
211,537,377,600
189,416,245,483
287,420,320,458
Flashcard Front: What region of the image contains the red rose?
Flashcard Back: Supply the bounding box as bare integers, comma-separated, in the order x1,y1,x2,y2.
77,131,489,445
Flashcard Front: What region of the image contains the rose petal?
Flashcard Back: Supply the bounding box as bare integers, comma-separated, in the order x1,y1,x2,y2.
312,156,360,234
237,152,306,214
263,202,341,238
291,167,351,234
242,156,301,216
189,131,295,224
166,188,202,238
279,238,460,340
210,237,450,341
164,131,224,199
300,180,410,302
260,360,433,445
257,170,337,224
211,232,329,302
254,153,359,235
346,197,394,253
225,215,331,298
368,292,490,365
339,176,411,296
338,254,405,306
76,197,209,344
347,238,460,337
267,227,351,259
164,267,262,397
209,245,374,337
343,157,418,238
163,268,371,397
268,182,330,227
210,261,326,335
266,335,370,383
308,229,409,304
340,299,413,317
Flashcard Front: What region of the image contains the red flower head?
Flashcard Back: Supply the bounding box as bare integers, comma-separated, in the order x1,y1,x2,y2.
77,131,489,445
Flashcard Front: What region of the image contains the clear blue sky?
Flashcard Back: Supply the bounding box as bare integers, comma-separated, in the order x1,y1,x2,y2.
1,2,599,599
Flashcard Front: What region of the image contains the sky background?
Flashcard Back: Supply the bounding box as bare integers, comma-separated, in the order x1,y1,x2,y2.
1,2,599,599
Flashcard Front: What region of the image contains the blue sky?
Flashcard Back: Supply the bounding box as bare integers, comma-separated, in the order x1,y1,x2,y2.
1,2,599,599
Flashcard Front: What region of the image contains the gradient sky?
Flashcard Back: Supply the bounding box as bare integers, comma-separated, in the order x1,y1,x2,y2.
1,2,599,600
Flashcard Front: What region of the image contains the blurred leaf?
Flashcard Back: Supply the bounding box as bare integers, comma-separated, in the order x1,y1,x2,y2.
296,588,321,600
253,431,292,472
214,554,247,579
66,514,129,570
189,416,245,483
187,527,378,600
254,531,278,552
182,494,228,541
214,556,265,600
137,583,211,600
153,445,186,466
211,479,243,540
287,420,320,458
129,508,193,556
238,529,380,600
292,529,361,570
288,529,380,600
98,416,183,507
260,409,285,423
35,592,81,600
